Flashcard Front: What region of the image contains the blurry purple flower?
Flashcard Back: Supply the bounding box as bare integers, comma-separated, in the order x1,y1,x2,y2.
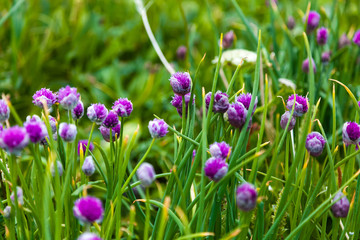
280,111,296,131
57,85,80,110
102,111,119,129
72,100,84,120
99,123,121,142
304,11,320,32
338,33,351,49
0,126,29,154
0,100,10,123
87,104,108,125
321,51,331,64
78,140,94,156
148,118,168,138
3,206,11,219
317,27,328,45
223,30,235,49
49,116,57,133
50,161,64,177
10,187,24,205
204,157,228,182
176,46,187,60
331,192,350,218
137,162,156,187
305,132,326,157
59,123,77,142
209,141,231,159
78,232,103,240
169,72,192,96
24,115,47,143
0,123,3,132
287,16,296,30
32,88,57,110
302,58,316,73
227,102,248,129
82,156,96,176
112,98,133,117
286,94,308,117
171,93,195,117
73,196,104,223
353,30,360,46
192,149,196,158
342,122,360,146
205,91,229,113
236,183,257,211
236,93,258,115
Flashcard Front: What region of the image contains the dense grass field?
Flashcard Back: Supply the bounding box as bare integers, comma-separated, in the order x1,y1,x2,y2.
1,0,360,239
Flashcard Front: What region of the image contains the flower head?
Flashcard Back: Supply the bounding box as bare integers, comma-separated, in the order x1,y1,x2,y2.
59,123,77,142
72,100,84,120
99,123,121,142
176,46,187,60
137,162,156,187
73,196,104,223
331,192,350,218
205,91,229,113
0,126,29,154
3,206,11,219
342,122,360,146
82,156,96,176
209,141,231,159
57,85,80,110
338,33,351,49
0,100,10,123
102,111,119,128
286,94,308,117
227,102,248,129
24,115,48,143
223,30,235,49
148,118,168,138
287,16,296,30
87,104,108,125
280,111,296,131
32,88,57,110
304,11,320,32
10,187,24,205
78,232,103,240
321,51,331,64
78,140,94,156
171,93,195,117
305,132,326,157
236,183,257,211
236,93,258,115
204,157,228,182
169,72,192,95
49,115,57,133
302,58,316,73
353,30,360,46
316,27,328,45
112,98,133,117
50,161,64,177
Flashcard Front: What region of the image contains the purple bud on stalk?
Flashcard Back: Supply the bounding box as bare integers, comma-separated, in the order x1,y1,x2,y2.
148,118,168,138
72,100,84,120
82,156,96,176
32,88,57,110
223,30,235,49
24,115,48,143
331,192,350,218
112,98,133,117
302,58,316,73
59,123,77,142
137,162,156,187
169,72,192,96
0,100,10,123
227,102,248,129
77,232,103,240
57,85,80,110
321,51,331,64
10,187,24,205
50,161,64,177
176,46,187,60
304,11,320,32
99,123,121,142
171,93,195,117
3,206,11,219
280,111,296,131
87,103,108,125
102,111,119,128
0,126,29,154
342,122,360,146
287,16,296,30
205,91,229,113
204,157,228,182
73,196,104,224
78,140,94,156
338,33,351,49
236,93,258,115
353,30,360,47
305,132,326,157
286,94,308,117
49,116,57,133
209,141,231,159
316,27,329,45
236,183,258,211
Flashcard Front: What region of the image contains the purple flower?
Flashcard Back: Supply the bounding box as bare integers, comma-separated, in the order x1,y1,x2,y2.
87,103,108,125
321,51,331,64
223,30,235,49
176,46,187,60
205,91,229,113
137,162,156,187
209,141,231,159
3,206,11,219
50,161,64,177
78,140,94,156
10,187,24,205
0,100,10,123
24,115,47,143
304,11,320,32
73,196,104,223
82,156,96,176
302,58,316,73
331,192,350,218
317,27,328,45
99,123,121,142
192,149,196,158
287,16,296,30
236,93,258,115
59,123,77,142
0,126,29,154
78,232,103,240
0,123,3,132
102,111,119,128
171,93,195,117
353,30,360,46
49,116,57,133
286,94,308,117
227,102,248,129
305,132,326,157
148,118,168,138
112,98,133,117
236,183,257,211
169,72,192,96
342,122,360,146
280,111,296,131
57,85,80,110
72,100,84,120
204,157,228,182
338,33,351,49
32,88,57,110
